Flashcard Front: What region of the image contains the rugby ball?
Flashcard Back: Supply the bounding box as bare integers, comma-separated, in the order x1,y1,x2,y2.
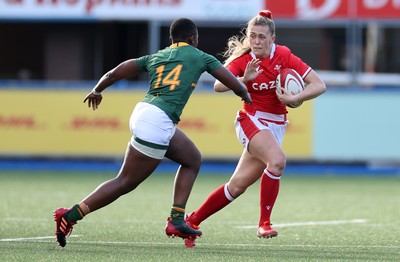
276,68,305,108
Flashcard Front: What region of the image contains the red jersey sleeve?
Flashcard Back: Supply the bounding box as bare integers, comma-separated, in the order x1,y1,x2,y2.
283,46,312,79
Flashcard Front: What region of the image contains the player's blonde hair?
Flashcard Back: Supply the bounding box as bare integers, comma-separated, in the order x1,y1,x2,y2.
223,10,275,66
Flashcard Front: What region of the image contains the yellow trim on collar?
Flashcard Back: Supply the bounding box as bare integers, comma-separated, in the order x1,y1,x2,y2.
170,42,189,48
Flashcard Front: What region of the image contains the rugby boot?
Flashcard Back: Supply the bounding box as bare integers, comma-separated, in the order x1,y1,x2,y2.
257,221,278,238
53,207,76,247
165,217,202,239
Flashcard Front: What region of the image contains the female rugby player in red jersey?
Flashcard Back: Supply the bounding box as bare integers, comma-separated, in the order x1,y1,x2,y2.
186,10,326,240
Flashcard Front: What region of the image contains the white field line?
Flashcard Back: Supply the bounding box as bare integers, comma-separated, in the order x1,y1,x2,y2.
0,238,399,249
0,219,367,242
79,241,400,249
3,219,398,249
2,218,47,221
3,218,34,221
0,235,81,242
236,219,368,229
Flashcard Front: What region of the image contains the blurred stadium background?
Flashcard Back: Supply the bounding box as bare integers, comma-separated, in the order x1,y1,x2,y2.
1,0,400,175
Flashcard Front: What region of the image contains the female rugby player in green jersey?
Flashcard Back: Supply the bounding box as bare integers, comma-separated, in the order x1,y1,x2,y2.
53,17,252,248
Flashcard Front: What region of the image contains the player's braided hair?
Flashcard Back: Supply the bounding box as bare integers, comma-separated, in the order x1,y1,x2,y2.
170,18,198,42
223,10,275,66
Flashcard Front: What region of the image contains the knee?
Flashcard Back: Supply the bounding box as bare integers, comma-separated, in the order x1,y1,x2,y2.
269,153,286,174
187,148,202,173
226,181,247,198
194,149,202,170
116,176,138,194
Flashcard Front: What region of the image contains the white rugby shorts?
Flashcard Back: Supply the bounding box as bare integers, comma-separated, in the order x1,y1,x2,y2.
235,110,287,150
129,102,176,159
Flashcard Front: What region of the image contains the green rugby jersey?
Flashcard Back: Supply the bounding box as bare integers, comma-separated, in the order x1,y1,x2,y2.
136,42,221,124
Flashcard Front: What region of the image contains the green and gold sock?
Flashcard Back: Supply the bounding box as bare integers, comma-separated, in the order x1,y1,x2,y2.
170,204,185,225
66,204,85,223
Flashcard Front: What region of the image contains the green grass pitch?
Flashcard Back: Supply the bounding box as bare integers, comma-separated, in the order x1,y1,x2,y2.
0,171,399,261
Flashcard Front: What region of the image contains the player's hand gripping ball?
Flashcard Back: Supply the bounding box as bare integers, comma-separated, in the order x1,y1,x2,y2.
276,68,305,108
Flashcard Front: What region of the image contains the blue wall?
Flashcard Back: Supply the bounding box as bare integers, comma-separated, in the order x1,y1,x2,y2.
314,88,400,162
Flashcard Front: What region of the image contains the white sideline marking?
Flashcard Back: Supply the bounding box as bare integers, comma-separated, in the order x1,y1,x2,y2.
0,235,80,242
2,239,398,249
0,234,398,249
63,241,400,249
0,219,368,242
3,218,44,221
236,219,368,229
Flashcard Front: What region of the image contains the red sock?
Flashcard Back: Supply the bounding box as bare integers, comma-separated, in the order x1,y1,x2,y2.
259,169,281,225
190,184,234,226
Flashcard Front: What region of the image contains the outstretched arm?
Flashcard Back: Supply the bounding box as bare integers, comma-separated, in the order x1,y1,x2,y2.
83,59,140,110
211,66,252,104
214,59,262,93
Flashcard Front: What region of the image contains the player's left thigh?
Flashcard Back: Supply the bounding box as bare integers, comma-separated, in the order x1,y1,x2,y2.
165,128,201,168
249,129,286,167
116,143,162,188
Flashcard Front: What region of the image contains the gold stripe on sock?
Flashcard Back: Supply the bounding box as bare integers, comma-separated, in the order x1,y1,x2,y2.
77,206,84,218
79,202,90,215
172,207,185,213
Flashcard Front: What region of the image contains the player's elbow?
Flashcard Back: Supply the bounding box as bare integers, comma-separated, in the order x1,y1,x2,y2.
105,71,118,82
213,81,229,92
319,81,327,94
309,79,326,96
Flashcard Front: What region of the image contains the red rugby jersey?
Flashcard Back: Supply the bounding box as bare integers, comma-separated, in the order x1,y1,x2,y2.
227,44,311,115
